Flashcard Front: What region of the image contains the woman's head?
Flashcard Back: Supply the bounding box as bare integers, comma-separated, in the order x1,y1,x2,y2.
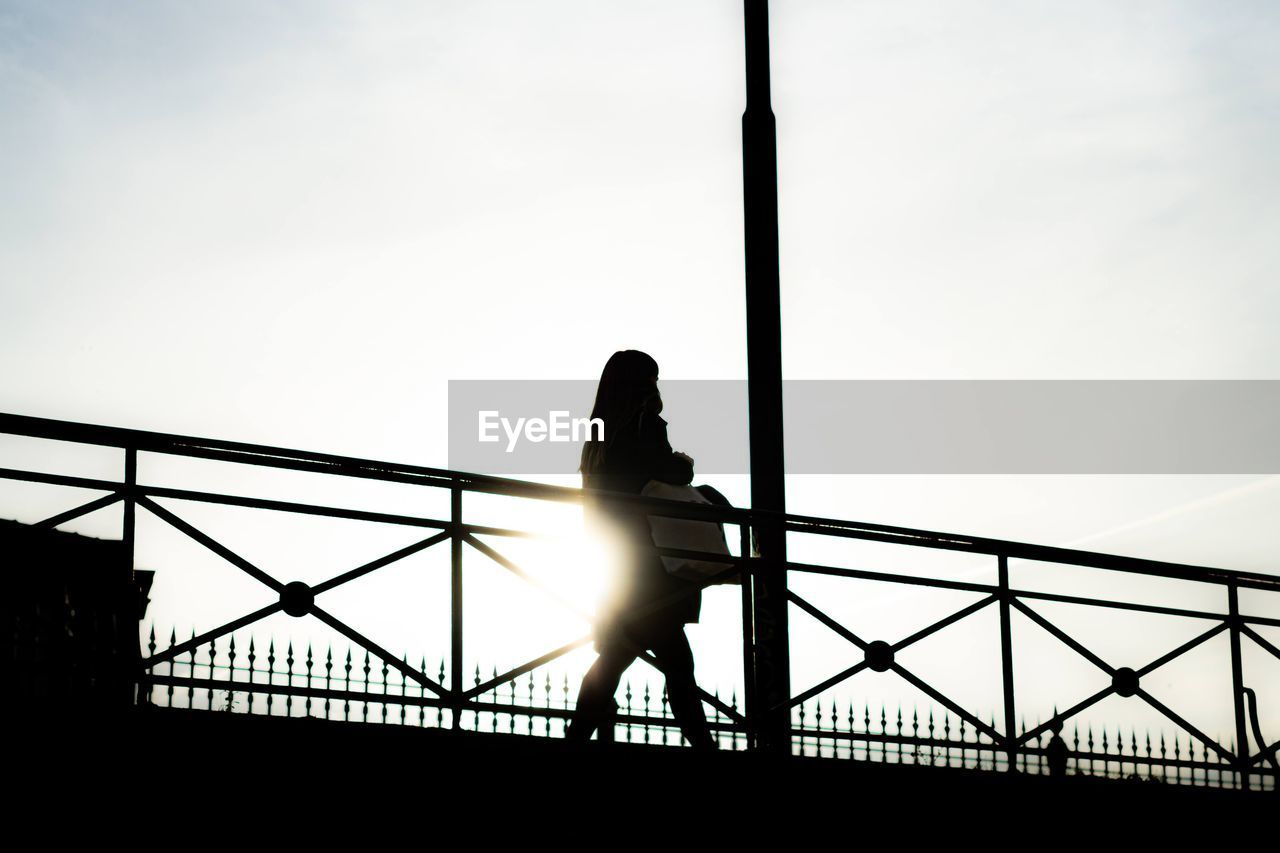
579,349,660,477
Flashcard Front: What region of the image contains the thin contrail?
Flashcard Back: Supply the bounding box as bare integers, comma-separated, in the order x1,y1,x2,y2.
1058,475,1280,550
809,476,1280,618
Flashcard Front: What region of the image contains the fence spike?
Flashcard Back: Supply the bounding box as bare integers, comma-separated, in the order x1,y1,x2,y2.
343,647,353,722
226,636,238,712
394,652,406,726
359,650,372,723
208,633,219,715
187,624,197,705
380,656,391,724
303,644,315,718
525,671,535,731
285,640,295,715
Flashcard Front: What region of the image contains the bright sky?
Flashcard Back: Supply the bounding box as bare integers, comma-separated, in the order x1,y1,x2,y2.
3,1,1279,757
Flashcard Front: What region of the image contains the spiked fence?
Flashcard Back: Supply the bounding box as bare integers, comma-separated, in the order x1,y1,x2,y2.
3,412,1278,793
137,622,1262,789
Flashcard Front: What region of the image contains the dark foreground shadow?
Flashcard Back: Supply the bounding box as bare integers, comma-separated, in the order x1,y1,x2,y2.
10,704,1274,839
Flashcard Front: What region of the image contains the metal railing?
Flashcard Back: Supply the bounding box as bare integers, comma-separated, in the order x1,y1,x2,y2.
2,411,1277,791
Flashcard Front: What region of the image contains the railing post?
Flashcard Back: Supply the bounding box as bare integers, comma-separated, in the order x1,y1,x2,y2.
998,554,1017,772
123,446,137,582
451,484,463,731
1227,580,1250,789
123,446,143,706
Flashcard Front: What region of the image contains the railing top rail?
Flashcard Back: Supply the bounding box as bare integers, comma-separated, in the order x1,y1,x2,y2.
4,411,1279,592
781,514,1280,592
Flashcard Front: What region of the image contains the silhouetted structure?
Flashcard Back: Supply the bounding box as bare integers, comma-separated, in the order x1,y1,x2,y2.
1,518,152,712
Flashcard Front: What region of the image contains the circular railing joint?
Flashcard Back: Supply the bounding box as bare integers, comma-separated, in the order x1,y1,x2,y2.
280,581,314,617
1112,667,1140,697
866,640,894,672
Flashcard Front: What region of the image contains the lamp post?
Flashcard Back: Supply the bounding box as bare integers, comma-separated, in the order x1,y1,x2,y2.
742,0,790,754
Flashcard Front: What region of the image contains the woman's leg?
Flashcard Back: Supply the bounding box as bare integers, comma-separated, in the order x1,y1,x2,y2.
650,626,716,750
565,639,637,742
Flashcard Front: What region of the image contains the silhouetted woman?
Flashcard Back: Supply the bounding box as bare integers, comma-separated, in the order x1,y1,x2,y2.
564,350,716,749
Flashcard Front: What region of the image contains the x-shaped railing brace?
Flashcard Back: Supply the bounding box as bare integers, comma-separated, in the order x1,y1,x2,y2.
1012,601,1238,763
783,591,1005,744
135,496,452,697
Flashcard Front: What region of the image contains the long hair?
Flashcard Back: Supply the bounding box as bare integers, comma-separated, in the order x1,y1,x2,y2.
579,349,660,482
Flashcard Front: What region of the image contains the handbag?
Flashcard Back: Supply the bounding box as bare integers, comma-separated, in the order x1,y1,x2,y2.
640,480,737,584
